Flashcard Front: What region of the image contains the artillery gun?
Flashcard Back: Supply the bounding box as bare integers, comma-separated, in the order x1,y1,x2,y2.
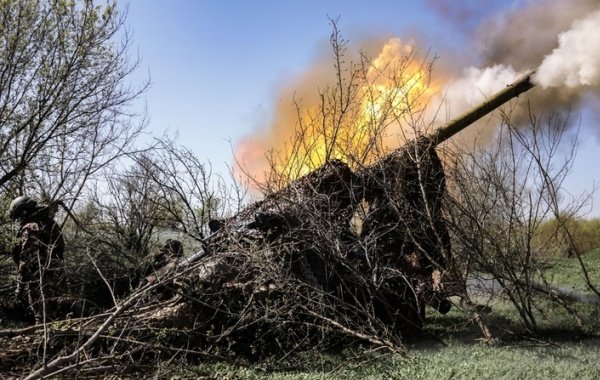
0,71,537,357
195,70,537,257
177,70,538,333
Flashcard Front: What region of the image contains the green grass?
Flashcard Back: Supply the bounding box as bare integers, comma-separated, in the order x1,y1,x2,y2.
144,250,600,379
157,338,600,379
155,301,600,380
542,248,600,291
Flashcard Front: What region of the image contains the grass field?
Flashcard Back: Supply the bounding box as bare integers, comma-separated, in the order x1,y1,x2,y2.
543,248,600,291
157,249,600,379
162,306,600,379
164,334,600,379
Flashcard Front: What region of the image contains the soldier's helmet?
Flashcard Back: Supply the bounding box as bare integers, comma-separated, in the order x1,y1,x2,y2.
162,239,184,258
8,195,39,221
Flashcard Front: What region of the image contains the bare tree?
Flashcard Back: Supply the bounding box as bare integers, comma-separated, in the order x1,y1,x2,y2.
89,155,165,267
445,109,594,334
0,0,148,201
254,19,434,191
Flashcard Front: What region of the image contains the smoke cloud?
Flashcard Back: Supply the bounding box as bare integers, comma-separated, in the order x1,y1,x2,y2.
535,10,600,88
477,0,598,71
475,0,600,111
235,0,600,181
427,0,600,144
234,45,366,184
427,65,519,120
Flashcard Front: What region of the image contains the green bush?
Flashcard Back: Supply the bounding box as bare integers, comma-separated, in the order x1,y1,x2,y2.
575,218,600,253
534,217,600,257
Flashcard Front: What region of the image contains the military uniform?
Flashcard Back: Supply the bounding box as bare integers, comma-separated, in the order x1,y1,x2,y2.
10,197,66,324
150,239,183,272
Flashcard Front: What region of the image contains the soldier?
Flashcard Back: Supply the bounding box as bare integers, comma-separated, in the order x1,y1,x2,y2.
139,239,184,300
149,239,184,272
8,196,66,324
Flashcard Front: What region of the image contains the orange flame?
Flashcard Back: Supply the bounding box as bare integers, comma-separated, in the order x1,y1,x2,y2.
235,38,441,186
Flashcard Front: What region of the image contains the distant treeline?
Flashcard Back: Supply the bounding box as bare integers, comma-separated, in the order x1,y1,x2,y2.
534,217,600,257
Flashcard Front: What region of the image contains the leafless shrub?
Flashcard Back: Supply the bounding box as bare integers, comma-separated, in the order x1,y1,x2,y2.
0,0,148,202
445,108,597,334
2,15,598,379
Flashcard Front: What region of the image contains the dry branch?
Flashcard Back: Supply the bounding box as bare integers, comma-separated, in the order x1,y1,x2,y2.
0,70,543,377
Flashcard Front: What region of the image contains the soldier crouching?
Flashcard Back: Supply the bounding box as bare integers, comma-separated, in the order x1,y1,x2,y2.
9,196,66,324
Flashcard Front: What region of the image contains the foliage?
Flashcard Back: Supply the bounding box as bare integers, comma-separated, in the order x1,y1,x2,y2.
0,12,598,379
0,0,148,202
445,110,594,334
0,0,149,321
534,217,600,257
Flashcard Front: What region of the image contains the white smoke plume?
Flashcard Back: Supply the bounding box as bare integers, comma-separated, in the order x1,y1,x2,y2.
428,0,600,143
474,0,600,110
535,10,600,88
477,0,599,71
428,65,520,121
235,0,600,181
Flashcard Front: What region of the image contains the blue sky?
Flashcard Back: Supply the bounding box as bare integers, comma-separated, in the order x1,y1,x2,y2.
124,1,459,161
123,0,599,217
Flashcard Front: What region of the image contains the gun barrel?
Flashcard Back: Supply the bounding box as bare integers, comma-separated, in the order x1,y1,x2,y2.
426,69,537,145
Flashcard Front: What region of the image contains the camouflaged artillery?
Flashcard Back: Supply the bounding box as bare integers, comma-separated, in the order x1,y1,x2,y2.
0,72,537,369
168,71,538,335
